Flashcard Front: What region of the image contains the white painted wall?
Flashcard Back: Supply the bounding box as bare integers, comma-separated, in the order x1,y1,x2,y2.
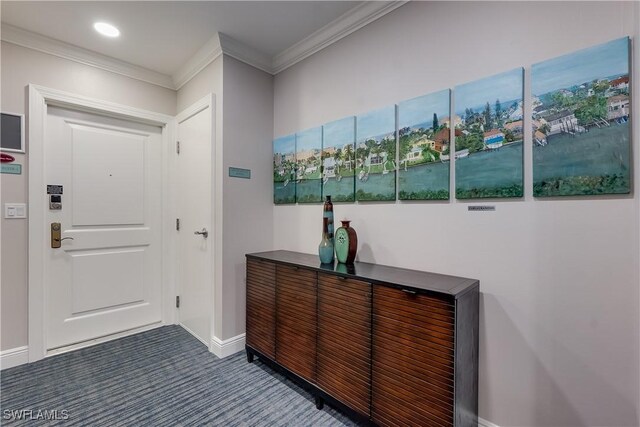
272,2,640,426
221,56,274,340
0,41,176,351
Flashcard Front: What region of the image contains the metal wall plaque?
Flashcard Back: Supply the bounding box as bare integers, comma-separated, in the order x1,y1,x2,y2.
229,167,251,179
1,164,22,174
468,205,496,211
47,185,63,194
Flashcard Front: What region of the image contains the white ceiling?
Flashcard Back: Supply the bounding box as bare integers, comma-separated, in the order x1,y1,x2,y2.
0,1,362,76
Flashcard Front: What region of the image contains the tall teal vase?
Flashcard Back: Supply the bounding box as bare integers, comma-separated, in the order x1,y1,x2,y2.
318,217,334,264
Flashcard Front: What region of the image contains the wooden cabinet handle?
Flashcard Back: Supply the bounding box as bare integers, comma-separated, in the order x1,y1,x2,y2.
402,288,418,295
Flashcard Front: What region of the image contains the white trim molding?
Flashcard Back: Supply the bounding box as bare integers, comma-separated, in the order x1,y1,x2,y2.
272,1,408,74
0,346,29,370
478,416,501,427
210,333,246,359
28,84,175,363
218,33,273,76
1,24,174,89
172,34,223,90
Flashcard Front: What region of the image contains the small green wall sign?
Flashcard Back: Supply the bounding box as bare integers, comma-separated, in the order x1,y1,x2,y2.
1,164,22,175
229,167,251,179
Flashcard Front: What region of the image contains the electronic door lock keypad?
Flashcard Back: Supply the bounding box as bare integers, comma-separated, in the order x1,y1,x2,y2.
50,195,62,210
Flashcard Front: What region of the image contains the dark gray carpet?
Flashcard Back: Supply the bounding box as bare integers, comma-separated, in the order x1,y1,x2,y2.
0,325,361,426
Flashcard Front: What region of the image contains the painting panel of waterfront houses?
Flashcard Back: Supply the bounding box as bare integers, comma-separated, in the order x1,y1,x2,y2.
322,117,356,202
531,37,630,197
355,105,397,201
295,126,323,203
273,134,296,204
398,90,451,200
454,68,524,199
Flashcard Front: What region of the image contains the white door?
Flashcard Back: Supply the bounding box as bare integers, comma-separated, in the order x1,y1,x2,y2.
44,106,163,350
176,99,214,346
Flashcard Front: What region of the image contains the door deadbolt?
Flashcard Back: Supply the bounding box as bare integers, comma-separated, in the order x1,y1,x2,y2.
51,222,74,248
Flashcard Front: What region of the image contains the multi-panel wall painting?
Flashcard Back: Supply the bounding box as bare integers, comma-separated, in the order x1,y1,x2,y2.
272,37,631,205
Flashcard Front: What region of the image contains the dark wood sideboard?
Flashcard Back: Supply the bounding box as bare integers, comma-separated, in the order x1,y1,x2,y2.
245,250,479,427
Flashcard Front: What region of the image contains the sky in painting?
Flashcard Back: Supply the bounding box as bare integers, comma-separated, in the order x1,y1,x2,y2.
296,126,322,152
399,89,450,129
455,68,523,115
357,105,396,141
324,117,354,148
273,134,295,154
532,37,629,96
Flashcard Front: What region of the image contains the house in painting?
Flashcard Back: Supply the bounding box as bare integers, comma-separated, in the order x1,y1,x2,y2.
545,110,578,134
483,129,505,150
508,100,524,121
434,127,462,145
504,120,524,138
533,105,549,119
406,145,423,161
534,130,547,146
323,157,336,178
609,76,629,91
296,149,319,163
607,94,630,120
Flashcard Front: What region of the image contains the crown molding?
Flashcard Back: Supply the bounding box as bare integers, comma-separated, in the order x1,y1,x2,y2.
218,33,273,75
172,1,408,84
1,24,175,89
172,33,223,90
272,1,408,74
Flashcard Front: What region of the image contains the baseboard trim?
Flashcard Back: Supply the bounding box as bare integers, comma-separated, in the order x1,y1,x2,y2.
1,346,29,370
479,416,500,427
210,333,246,359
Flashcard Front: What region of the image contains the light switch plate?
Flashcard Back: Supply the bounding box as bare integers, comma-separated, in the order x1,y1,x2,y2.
4,203,27,219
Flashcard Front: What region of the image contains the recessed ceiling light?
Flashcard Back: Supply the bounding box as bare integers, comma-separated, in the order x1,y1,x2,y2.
94,22,120,38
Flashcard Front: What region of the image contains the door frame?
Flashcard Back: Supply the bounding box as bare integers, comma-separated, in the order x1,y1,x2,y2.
28,84,176,362
175,94,216,352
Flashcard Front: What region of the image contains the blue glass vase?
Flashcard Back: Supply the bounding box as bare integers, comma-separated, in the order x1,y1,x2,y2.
318,217,334,264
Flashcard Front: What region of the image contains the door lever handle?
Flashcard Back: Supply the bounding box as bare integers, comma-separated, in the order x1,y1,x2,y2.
51,222,74,248
194,228,209,239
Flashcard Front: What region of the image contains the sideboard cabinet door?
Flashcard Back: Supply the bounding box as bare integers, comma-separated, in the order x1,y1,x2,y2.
317,273,372,417
275,265,317,383
372,285,456,426
246,258,276,359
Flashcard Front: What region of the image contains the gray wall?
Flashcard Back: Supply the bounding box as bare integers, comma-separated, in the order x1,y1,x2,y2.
0,41,176,351
221,56,274,340
272,2,640,426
